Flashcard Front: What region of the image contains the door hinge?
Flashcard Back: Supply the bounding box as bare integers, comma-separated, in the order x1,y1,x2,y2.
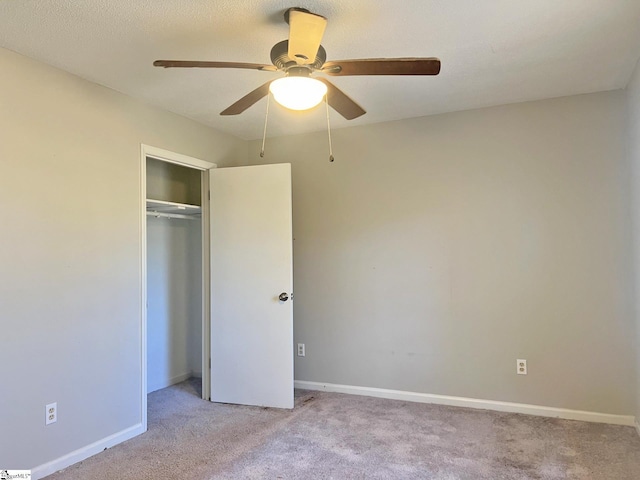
208,190,210,200
208,358,211,369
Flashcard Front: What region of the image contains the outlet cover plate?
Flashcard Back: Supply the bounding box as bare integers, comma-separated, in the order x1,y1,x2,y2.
517,359,527,375
46,402,57,425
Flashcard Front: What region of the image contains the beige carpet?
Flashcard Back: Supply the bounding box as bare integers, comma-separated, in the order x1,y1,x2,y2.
46,379,640,479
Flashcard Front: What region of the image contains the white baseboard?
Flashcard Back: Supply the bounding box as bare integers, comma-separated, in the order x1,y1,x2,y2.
295,380,636,427
31,423,145,480
147,372,193,393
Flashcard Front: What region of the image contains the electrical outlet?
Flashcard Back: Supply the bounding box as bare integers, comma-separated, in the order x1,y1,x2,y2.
297,343,305,357
517,359,527,375
46,402,57,425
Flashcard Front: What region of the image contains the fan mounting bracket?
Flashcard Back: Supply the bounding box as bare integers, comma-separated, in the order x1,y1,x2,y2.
322,65,342,74
270,39,327,70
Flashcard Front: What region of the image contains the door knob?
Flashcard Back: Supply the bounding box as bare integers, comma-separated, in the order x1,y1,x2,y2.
279,292,289,302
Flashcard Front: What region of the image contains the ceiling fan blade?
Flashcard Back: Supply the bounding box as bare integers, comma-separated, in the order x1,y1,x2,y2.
287,8,327,65
220,81,272,116
322,58,441,76
317,78,366,120
154,60,277,71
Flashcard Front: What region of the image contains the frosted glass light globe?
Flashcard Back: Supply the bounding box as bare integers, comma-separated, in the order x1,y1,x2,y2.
269,76,327,111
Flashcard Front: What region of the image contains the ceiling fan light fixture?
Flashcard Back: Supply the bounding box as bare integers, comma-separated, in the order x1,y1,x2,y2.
269,76,327,111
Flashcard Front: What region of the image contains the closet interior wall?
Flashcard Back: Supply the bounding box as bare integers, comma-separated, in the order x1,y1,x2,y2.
146,157,202,393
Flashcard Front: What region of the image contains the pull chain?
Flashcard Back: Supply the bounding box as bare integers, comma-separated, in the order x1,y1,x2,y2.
260,93,271,158
325,95,334,162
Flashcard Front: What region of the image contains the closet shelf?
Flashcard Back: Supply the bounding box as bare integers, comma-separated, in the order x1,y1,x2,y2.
146,198,201,220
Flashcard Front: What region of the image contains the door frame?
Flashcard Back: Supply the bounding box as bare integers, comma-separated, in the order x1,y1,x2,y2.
139,144,216,431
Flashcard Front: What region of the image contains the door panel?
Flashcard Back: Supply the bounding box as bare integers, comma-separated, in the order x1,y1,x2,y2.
209,164,293,408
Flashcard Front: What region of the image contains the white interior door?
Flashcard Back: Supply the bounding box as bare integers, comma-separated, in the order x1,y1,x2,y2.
209,164,293,409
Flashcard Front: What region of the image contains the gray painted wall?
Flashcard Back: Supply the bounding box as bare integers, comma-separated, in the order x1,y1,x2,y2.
626,58,640,422
246,91,636,415
0,46,244,469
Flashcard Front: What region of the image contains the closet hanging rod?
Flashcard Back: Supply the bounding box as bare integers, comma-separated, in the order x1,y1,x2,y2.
146,211,200,221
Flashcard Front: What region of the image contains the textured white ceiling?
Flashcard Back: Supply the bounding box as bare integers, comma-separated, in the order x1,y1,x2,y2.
1,0,640,140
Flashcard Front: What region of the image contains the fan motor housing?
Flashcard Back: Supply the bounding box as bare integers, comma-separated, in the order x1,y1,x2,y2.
270,40,326,70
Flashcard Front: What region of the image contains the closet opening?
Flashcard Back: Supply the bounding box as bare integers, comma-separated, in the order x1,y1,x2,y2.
141,146,216,429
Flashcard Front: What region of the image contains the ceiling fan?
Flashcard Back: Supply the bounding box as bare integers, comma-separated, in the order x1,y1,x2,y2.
154,7,441,120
